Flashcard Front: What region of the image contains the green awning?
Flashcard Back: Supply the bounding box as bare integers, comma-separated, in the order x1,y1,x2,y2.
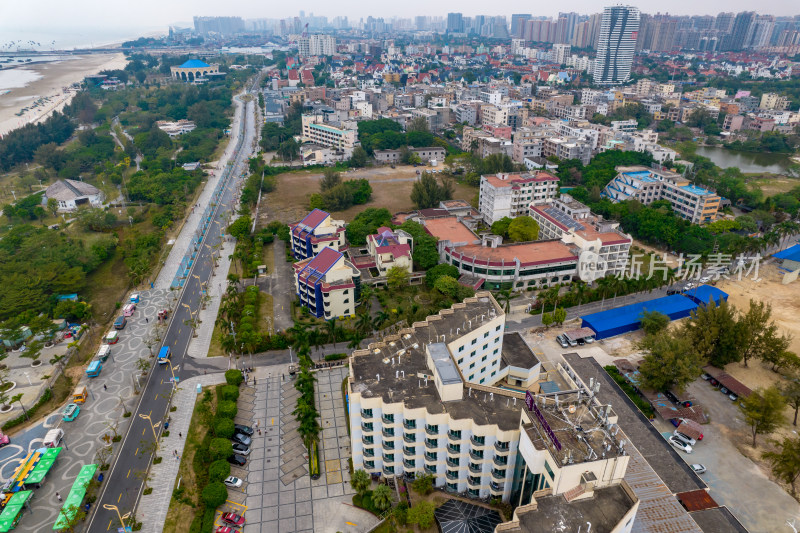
0,491,32,532
24,447,62,485
53,464,97,531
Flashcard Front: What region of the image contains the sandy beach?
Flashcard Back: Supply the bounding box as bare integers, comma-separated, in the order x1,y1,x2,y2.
0,53,128,135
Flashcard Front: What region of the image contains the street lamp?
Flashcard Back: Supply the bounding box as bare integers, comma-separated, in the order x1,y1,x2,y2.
165,360,180,384
138,413,161,446
102,504,131,530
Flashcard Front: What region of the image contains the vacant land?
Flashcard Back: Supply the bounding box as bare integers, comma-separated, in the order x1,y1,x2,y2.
259,165,477,225
747,174,800,197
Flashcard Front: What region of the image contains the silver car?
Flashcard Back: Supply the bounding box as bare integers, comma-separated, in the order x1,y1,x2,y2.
668,436,693,454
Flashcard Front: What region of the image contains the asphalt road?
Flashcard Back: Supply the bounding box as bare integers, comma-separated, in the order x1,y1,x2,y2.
87,84,258,532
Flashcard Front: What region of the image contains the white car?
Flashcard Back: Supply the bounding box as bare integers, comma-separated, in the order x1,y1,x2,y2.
668,436,693,454
690,464,707,474
224,476,243,488
698,276,711,284
673,431,697,446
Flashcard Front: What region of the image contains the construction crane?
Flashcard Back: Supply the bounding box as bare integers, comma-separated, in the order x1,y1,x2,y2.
302,23,309,38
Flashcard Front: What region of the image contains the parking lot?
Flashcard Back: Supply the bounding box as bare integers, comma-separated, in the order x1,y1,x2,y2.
227,365,379,533
651,377,800,533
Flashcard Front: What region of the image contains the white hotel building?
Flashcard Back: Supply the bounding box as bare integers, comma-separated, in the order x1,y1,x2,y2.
348,293,636,513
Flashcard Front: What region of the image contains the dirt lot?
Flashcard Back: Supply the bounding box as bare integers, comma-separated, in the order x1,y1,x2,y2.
259,165,477,226
748,174,800,197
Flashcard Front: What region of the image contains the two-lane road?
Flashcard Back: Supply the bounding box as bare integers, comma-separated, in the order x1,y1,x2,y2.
87,88,257,532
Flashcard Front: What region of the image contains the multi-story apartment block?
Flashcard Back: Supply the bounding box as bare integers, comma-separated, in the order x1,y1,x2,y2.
529,195,632,276
293,247,360,319
592,5,640,84
602,166,720,224
541,137,592,165
301,115,357,157
348,294,635,505
289,208,347,260
478,172,560,224
512,138,544,164
366,227,413,275
452,103,478,126
298,34,336,57
481,105,510,127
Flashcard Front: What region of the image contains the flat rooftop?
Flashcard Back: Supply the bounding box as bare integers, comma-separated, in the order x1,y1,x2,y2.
452,241,577,267
422,216,478,244
501,332,540,369
349,294,522,431
515,483,637,533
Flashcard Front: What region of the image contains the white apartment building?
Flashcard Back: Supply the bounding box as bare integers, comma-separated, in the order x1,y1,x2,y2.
301,115,357,157
511,138,544,164
480,90,503,105
348,294,635,506
481,105,509,127
289,208,347,260
760,92,789,110
551,44,571,64
478,172,560,224
541,137,592,165
602,166,720,224
298,34,336,57
293,247,360,319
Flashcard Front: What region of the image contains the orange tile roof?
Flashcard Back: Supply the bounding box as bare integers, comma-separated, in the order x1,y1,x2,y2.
422,217,478,244
450,241,577,267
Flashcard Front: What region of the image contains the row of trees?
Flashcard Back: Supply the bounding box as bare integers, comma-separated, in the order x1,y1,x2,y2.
309,169,372,212
411,172,454,209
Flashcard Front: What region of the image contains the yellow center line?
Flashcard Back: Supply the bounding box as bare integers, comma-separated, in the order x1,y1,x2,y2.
127,468,131,478
142,428,145,436
107,519,112,530
117,493,121,503
154,392,158,400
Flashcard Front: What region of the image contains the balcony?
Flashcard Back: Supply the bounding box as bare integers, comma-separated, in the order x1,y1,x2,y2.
491,469,506,481
424,465,437,475
490,481,504,494
404,434,416,444
363,448,375,458
403,420,417,430
467,488,480,498
446,470,459,481
362,436,374,446
382,428,395,438
361,410,373,419
447,444,461,455
382,441,395,451
382,414,395,424
361,423,374,433
403,446,416,457
384,466,395,476
494,441,510,453
447,430,462,441
493,455,508,467
470,450,485,461
446,458,460,468
469,463,482,474
425,426,439,436
467,477,482,488
425,439,438,450
470,435,486,447
404,459,416,469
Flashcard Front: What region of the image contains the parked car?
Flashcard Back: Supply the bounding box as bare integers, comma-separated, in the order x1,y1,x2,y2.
227,454,247,467
698,276,711,284
728,392,739,402
701,373,711,381
232,443,251,456
709,378,719,387
215,527,234,533
232,433,252,447
224,476,243,488
62,403,81,422
584,336,595,344
221,512,245,527
720,386,729,395
673,431,697,446
576,338,586,346
664,391,679,404
668,436,693,453
234,424,254,436
556,336,569,348
113,316,127,330
690,464,707,474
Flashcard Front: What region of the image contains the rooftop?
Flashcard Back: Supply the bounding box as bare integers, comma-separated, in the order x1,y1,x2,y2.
45,179,101,201
500,332,540,369
178,59,211,68
513,483,637,533
451,241,577,267
422,216,479,244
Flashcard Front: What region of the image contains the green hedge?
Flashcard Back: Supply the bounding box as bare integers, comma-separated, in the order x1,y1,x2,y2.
220,384,240,402
604,366,655,418
217,400,238,419
2,388,52,431
225,369,243,386
353,491,381,516
324,353,348,361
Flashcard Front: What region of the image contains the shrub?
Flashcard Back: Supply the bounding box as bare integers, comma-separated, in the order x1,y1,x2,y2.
220,384,240,402
407,500,436,529
217,400,238,419
209,438,233,461
214,417,235,438
201,481,228,509
2,387,51,431
324,353,348,361
412,473,434,495
208,460,231,482
604,366,655,418
224,369,244,386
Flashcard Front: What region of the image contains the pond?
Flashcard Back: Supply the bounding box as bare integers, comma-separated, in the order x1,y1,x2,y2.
694,145,794,175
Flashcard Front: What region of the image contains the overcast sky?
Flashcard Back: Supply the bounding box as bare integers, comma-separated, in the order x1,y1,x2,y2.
1,0,797,35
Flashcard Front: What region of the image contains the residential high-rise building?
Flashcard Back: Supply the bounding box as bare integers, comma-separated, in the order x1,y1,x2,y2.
724,11,756,50
298,34,336,57
193,16,244,35
447,12,464,33
511,14,532,38
747,15,774,49
592,5,640,85
551,43,571,64
714,12,735,33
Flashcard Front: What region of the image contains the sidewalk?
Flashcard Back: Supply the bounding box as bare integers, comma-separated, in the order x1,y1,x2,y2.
138,373,227,533
153,95,246,290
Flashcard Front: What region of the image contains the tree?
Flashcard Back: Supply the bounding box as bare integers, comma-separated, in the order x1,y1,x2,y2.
10,393,28,420
320,168,342,192
372,484,393,511
214,417,235,438
201,481,229,508
782,380,800,426
434,275,462,299
491,217,513,238
541,312,554,328
425,264,459,288
637,332,703,393
20,339,44,366
553,307,567,326
350,469,371,497
407,116,430,133
740,386,786,447
412,243,440,271
507,216,540,242
411,172,453,209
209,437,234,461
225,369,244,386
763,436,800,496
640,310,670,336
683,300,741,367
737,300,791,368
208,460,231,482
387,266,410,290
57,504,87,533
349,146,368,167
407,500,436,528
412,473,435,495
47,197,59,217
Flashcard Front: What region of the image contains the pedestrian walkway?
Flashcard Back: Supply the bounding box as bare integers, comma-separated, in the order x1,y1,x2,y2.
153,96,245,291
138,373,227,533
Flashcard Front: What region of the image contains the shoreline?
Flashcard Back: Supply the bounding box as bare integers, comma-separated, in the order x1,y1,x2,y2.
0,53,128,136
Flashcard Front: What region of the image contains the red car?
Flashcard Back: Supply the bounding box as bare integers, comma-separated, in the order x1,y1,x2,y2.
221,513,245,527
215,527,233,533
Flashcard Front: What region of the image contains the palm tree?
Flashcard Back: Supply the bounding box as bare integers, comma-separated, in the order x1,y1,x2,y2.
355,312,373,336
372,311,389,330
11,393,27,420
347,332,365,350
372,484,393,511
350,469,371,497
325,318,338,348
496,289,513,313
289,323,310,351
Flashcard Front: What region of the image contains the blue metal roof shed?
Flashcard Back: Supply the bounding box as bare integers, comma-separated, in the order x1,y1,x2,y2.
581,295,699,340
683,284,728,306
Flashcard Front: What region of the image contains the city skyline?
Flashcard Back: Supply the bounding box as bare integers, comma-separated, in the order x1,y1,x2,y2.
2,1,799,37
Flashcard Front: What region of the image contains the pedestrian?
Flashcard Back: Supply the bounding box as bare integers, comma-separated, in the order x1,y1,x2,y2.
56,492,62,502
174,449,178,456
179,432,182,438
253,377,257,386
145,317,148,323
103,384,107,391
282,373,284,381
257,428,261,436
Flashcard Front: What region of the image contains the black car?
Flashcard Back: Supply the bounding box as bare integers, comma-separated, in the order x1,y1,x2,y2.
234,424,254,436
232,442,251,456
664,390,679,404
232,433,252,447
227,454,247,466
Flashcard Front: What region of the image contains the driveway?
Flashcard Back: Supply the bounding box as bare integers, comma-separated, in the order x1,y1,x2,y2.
652,379,800,533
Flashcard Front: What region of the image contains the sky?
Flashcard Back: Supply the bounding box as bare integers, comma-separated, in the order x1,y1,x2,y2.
1,0,798,38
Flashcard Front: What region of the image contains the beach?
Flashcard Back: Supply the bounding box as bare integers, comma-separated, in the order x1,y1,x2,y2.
0,53,127,135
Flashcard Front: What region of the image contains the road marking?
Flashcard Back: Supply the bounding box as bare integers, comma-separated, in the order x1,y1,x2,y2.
107,519,112,530
127,468,131,478
154,393,158,400
346,522,357,526
142,428,145,435
118,493,122,503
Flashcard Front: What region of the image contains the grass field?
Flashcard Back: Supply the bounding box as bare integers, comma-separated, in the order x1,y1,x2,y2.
259,165,478,226
747,173,800,197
